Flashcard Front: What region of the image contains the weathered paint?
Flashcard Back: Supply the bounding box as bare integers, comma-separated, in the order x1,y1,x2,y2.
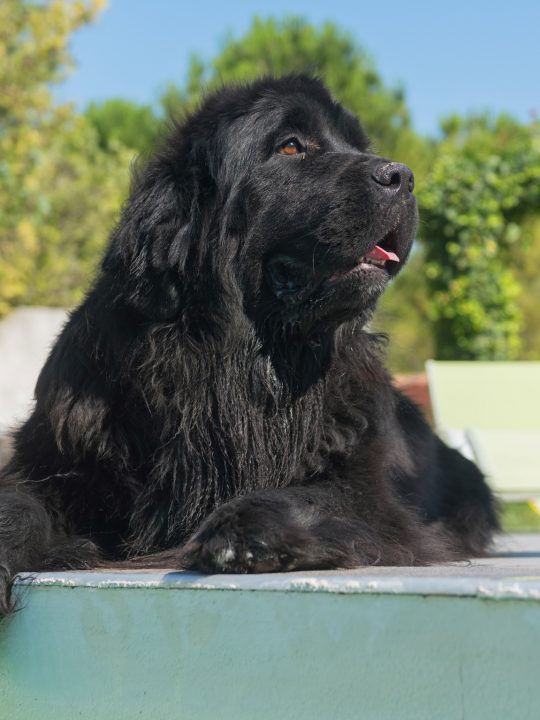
1,566,539,720
13,566,540,599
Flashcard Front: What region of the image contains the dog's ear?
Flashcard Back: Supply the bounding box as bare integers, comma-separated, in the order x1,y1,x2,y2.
103,133,214,321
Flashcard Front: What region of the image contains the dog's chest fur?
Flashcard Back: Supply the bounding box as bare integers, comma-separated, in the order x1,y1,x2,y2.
127,328,399,552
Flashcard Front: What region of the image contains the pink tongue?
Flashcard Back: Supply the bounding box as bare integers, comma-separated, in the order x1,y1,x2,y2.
366,245,400,263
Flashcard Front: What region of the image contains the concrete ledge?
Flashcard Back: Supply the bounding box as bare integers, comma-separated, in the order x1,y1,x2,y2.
17,532,540,600
17,567,540,601
1,534,540,720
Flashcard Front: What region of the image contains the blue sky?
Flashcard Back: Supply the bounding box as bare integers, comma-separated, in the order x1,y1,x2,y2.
56,0,540,136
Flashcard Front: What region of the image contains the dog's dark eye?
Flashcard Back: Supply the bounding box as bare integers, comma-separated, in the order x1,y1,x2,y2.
278,138,304,156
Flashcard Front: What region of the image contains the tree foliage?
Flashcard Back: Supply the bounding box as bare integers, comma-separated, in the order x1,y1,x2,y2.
21,116,133,308
0,0,131,316
513,214,540,360
85,99,162,154
419,115,540,360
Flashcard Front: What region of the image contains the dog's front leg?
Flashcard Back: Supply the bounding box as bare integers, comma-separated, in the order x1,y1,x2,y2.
180,484,414,573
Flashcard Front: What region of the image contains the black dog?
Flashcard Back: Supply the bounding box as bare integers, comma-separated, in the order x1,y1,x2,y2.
0,75,498,616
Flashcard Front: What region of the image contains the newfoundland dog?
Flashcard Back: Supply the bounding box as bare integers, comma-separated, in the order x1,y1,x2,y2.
0,75,498,616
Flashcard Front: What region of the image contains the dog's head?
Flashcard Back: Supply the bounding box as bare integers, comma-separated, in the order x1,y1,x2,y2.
106,75,417,338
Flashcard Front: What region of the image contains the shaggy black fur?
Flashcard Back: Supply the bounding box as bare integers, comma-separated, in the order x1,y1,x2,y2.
0,75,498,617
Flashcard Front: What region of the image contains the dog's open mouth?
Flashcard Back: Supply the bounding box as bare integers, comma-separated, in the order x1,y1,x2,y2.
328,228,401,282
268,228,403,301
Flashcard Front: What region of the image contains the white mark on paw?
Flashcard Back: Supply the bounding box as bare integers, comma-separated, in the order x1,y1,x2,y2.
216,545,236,565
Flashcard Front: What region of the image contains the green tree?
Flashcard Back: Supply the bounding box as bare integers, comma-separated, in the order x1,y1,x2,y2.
514,214,540,360
24,116,133,307
0,0,131,316
419,115,540,360
85,98,162,155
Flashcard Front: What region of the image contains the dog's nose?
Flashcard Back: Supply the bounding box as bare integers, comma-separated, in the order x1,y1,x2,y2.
371,162,415,194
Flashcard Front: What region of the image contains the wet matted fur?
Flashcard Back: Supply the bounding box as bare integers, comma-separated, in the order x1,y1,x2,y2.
0,76,498,616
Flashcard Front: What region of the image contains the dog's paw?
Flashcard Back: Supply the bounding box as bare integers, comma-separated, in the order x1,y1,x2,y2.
182,496,310,574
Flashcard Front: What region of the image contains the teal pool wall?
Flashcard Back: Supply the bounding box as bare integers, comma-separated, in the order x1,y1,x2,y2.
1,579,539,720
